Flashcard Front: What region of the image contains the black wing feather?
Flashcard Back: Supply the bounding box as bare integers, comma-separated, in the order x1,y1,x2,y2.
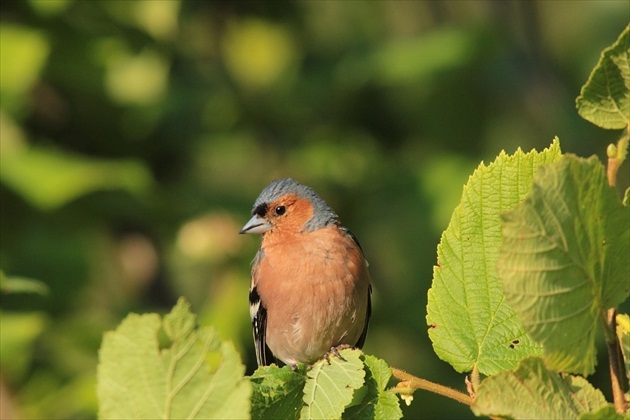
250,286,274,366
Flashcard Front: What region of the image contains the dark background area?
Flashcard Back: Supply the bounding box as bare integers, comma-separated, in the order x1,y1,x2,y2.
1,1,628,418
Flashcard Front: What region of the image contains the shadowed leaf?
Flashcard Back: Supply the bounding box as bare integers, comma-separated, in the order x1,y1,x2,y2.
498,155,630,375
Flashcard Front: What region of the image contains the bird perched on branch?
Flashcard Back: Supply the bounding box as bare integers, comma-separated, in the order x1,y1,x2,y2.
240,178,372,367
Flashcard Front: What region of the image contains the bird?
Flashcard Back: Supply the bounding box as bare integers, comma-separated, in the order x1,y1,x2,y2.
240,178,372,368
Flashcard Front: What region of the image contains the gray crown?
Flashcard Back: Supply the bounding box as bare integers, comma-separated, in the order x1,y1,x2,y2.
253,178,339,231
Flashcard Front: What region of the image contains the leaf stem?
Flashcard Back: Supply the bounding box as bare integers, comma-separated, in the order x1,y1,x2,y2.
470,365,480,395
391,367,473,407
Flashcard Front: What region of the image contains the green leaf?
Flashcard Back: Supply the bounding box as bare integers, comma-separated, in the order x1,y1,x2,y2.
343,354,402,420
426,139,561,375
362,355,392,393
371,28,477,85
28,0,72,17
498,155,630,375
0,145,153,211
97,298,251,419
0,311,47,382
300,348,366,420
0,25,49,113
616,313,630,385
250,352,401,420
473,357,610,419
576,25,630,129
0,271,49,295
579,405,625,420
251,365,306,420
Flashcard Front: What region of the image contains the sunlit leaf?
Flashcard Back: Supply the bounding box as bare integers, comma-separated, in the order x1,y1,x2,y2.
576,25,630,129
427,139,561,375
133,0,180,40
97,298,251,419
579,405,624,420
222,19,296,90
343,354,402,420
473,357,611,418
0,25,49,112
0,311,48,382
1,146,153,210
251,365,305,420
105,48,169,105
0,271,48,295
27,0,72,16
250,350,400,420
301,348,365,419
372,28,477,85
498,155,630,375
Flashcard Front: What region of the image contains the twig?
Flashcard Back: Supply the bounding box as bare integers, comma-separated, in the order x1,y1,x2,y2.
605,309,628,413
391,367,474,407
604,133,629,414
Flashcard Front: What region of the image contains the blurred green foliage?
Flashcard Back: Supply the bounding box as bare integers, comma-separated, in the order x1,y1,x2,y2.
0,1,627,418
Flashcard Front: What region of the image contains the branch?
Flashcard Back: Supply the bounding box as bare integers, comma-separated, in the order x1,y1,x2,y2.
391,367,474,407
605,133,629,414
604,309,628,413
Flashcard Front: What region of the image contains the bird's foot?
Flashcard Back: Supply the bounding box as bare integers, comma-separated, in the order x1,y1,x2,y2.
324,344,353,364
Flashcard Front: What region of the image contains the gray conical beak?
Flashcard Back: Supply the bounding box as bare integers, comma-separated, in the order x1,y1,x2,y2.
239,214,272,234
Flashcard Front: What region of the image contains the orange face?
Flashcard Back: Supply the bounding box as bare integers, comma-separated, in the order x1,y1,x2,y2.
240,193,314,237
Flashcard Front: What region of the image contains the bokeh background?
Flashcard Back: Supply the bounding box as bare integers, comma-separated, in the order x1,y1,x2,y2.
1,1,628,418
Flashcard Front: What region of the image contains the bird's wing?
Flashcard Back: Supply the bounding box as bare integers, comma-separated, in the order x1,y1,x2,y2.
250,286,273,366
250,250,274,366
354,284,371,349
340,226,372,350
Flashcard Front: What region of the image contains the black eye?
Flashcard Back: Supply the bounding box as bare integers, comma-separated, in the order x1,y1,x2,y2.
274,205,286,216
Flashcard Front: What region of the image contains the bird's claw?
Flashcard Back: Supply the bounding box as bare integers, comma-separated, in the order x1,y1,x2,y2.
324,344,353,364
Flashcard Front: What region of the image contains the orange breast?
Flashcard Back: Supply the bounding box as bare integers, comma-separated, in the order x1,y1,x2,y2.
254,225,370,365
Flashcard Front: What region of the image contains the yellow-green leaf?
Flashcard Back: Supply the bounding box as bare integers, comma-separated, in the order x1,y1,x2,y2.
576,25,630,129
473,357,611,418
427,139,561,375
498,155,630,375
97,298,251,419
301,348,365,419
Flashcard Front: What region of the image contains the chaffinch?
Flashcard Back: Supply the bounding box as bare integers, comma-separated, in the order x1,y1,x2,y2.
240,178,372,367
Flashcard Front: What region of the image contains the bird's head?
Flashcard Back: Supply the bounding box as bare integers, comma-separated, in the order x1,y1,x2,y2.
239,178,338,235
